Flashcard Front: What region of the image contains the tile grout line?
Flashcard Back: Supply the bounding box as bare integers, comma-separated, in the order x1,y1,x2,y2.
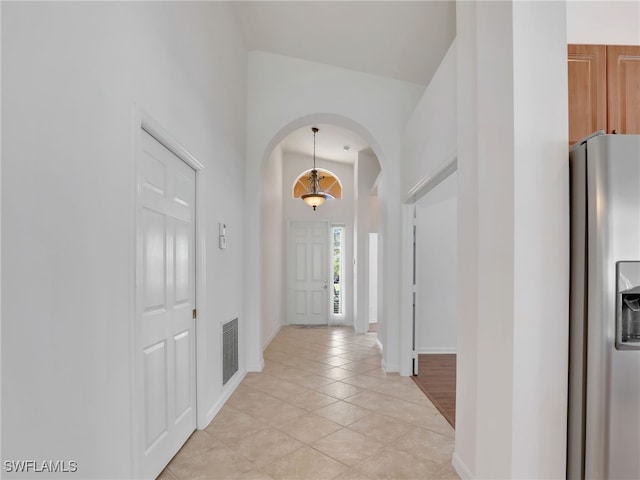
163,326,457,480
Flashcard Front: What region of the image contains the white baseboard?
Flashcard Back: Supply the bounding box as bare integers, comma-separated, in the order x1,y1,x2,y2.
328,316,351,326
199,368,247,429
416,347,457,354
247,359,265,372
381,360,399,372
452,452,473,480
262,323,282,350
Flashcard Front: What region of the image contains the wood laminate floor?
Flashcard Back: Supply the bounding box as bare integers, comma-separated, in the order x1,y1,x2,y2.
411,354,456,428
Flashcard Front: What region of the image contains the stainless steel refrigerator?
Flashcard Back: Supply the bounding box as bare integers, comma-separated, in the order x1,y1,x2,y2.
569,132,640,479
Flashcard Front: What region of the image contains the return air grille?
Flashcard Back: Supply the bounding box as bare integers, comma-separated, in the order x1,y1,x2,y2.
222,317,238,386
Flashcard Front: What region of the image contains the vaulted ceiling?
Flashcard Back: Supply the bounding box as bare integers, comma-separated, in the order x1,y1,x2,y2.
232,1,456,86
232,1,457,162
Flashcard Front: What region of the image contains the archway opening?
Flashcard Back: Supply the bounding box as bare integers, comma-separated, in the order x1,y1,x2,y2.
258,117,383,349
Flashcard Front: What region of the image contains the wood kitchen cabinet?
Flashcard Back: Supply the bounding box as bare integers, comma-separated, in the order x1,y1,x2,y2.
607,46,640,136
568,44,640,146
568,45,606,145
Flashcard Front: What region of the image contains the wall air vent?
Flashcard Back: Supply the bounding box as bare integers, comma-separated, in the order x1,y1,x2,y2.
222,317,238,386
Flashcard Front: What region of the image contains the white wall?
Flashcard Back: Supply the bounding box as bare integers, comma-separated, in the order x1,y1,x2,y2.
354,150,381,333
283,153,355,325
400,40,457,196
261,145,284,347
455,1,569,478
2,2,247,477
368,233,378,324
415,172,457,354
567,1,640,44
245,51,425,373
399,38,457,374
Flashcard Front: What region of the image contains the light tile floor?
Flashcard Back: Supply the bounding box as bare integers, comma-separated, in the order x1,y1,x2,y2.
160,326,460,480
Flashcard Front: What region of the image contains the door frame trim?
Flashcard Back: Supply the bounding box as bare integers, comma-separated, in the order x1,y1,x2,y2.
130,106,205,477
400,152,457,376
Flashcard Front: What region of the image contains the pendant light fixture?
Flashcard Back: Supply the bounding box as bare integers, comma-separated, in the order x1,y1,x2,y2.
301,127,333,210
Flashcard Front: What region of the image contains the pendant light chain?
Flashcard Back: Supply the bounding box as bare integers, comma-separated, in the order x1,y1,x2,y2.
301,126,330,211
313,127,318,170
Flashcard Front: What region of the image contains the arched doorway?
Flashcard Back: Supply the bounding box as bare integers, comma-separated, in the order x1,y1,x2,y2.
256,118,383,358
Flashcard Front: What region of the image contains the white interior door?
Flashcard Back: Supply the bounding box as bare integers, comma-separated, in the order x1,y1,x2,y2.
287,221,329,325
135,129,196,479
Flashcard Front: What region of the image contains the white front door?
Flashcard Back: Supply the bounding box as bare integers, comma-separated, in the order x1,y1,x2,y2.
135,129,196,478
287,221,329,325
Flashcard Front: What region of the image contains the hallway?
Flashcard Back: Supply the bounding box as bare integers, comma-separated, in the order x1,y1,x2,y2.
160,326,459,479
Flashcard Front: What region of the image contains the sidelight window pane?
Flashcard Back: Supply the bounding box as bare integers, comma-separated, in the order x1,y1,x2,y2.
331,226,345,317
